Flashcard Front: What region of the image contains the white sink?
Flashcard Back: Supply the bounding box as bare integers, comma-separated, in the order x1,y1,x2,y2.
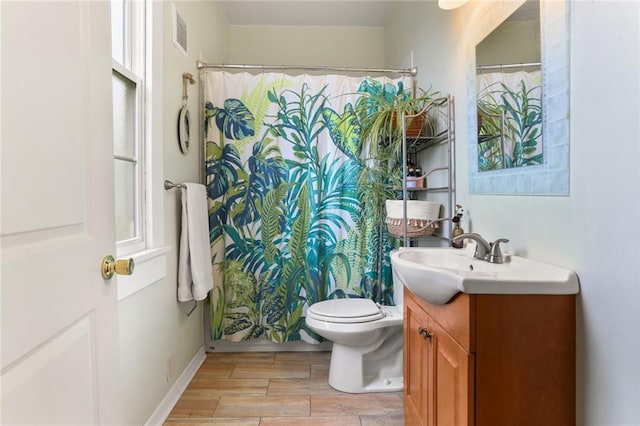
390,246,579,305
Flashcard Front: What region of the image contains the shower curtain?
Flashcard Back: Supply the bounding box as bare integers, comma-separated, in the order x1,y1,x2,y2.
476,69,542,170
204,71,408,343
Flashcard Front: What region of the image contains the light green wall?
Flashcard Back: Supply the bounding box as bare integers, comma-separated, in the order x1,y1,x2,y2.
384,1,640,424
384,2,459,95
117,2,228,424
228,25,385,68
476,19,541,67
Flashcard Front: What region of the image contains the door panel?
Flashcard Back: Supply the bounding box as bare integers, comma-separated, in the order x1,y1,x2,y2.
1,317,97,424
404,292,431,426
1,1,120,424
433,321,474,426
1,2,87,235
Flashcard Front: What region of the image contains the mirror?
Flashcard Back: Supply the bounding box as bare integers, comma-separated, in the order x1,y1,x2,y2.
467,0,570,195
178,105,190,154
476,0,541,171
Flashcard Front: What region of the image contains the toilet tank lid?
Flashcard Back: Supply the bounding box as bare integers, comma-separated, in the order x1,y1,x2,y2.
308,298,382,319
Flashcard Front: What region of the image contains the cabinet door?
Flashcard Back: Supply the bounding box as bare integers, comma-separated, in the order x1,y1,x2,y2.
404,296,432,426
432,320,474,426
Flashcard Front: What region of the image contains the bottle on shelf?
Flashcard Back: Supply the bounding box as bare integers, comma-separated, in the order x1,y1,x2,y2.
407,158,416,176
415,166,424,188
406,158,416,188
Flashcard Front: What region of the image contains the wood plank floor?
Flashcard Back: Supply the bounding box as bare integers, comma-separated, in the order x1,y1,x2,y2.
165,352,404,425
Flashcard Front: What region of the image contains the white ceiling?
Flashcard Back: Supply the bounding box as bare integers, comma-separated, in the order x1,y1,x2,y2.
216,1,397,27
216,1,539,27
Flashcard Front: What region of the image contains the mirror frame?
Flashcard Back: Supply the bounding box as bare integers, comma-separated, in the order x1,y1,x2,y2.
467,0,570,195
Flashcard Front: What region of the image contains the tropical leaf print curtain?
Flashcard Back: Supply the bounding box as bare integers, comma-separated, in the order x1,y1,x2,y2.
204,72,407,343
476,70,542,171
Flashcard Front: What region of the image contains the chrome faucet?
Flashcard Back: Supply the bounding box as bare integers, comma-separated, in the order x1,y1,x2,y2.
451,233,510,264
486,238,510,264
452,233,491,260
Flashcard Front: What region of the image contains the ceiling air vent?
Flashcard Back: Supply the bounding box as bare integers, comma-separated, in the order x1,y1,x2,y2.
173,4,188,57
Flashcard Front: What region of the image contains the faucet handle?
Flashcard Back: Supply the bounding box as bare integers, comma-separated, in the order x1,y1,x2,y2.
487,238,510,264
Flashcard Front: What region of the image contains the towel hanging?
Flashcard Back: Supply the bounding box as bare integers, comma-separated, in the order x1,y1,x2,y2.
177,183,214,303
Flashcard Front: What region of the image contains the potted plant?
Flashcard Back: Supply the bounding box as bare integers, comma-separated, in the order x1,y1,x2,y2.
354,81,438,170
342,79,440,301
351,80,439,243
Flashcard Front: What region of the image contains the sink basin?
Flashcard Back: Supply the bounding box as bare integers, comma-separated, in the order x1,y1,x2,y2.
390,246,579,305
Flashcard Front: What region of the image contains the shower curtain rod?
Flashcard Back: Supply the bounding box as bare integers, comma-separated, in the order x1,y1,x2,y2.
196,61,418,76
476,62,541,71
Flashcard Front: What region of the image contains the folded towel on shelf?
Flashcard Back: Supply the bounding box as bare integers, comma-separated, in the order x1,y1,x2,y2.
178,183,214,302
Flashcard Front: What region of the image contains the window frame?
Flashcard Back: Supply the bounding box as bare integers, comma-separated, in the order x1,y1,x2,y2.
112,0,146,255
112,63,145,253
111,0,169,300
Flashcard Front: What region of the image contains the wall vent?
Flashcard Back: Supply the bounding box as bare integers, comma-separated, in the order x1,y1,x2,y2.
172,4,188,57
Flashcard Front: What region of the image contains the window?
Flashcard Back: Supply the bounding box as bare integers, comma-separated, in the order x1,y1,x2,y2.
110,0,169,301
111,0,146,253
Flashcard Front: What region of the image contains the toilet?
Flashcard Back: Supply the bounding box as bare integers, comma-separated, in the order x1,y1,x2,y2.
305,274,404,393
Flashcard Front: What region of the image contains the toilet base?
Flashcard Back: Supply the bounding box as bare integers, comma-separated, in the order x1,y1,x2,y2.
327,325,403,393
330,374,404,394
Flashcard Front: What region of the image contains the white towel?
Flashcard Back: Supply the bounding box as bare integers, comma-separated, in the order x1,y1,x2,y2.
178,183,214,302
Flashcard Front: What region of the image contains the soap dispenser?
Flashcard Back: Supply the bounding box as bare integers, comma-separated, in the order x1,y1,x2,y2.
452,204,464,249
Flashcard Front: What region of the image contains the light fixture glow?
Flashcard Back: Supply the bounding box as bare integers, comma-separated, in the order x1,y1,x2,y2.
438,0,469,10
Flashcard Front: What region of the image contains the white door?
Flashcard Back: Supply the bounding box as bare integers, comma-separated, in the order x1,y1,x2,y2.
1,2,121,424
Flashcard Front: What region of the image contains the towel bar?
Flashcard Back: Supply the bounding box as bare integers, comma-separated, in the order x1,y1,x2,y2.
164,180,186,190
187,300,197,316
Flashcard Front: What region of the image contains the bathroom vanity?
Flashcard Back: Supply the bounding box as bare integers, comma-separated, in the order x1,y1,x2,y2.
403,287,576,426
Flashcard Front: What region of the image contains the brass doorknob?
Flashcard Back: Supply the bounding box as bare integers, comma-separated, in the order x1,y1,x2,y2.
101,255,134,280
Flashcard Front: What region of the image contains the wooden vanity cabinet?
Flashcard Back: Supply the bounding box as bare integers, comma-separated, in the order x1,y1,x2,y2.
403,287,576,426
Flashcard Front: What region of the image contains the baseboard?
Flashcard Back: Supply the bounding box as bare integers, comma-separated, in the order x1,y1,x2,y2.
144,346,206,426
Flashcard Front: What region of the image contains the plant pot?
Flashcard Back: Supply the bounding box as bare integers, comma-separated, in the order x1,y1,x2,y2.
392,112,427,137
406,175,425,188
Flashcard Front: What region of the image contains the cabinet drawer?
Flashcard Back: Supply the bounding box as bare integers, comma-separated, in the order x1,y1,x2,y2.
405,288,475,353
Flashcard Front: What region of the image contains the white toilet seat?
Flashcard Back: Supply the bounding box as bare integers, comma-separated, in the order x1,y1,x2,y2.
307,298,384,323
